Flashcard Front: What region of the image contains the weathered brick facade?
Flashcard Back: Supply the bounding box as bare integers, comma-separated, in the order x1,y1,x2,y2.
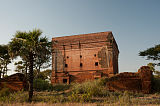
0,73,28,91
106,66,153,93
51,31,119,84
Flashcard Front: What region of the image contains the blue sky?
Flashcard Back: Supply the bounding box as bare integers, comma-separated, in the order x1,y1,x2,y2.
0,0,160,74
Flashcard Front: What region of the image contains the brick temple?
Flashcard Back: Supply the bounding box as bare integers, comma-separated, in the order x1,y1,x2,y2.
51,31,119,84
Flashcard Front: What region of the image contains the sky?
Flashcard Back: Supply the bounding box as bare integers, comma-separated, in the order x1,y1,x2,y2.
0,0,160,75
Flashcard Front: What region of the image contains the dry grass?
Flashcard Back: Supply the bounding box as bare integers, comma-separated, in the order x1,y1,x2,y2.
0,103,117,106
0,78,160,105
0,91,160,106
0,102,160,106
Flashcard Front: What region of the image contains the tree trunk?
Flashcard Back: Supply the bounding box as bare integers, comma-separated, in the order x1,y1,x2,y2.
0,67,3,79
2,68,5,78
25,62,28,78
38,66,41,74
28,52,34,102
5,64,8,76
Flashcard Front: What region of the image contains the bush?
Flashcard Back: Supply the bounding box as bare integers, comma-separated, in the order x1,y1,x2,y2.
68,91,92,102
68,92,80,102
0,90,28,103
152,76,160,93
52,84,71,92
72,78,107,97
69,78,126,102
118,91,131,105
68,78,109,102
33,79,53,91
0,88,10,97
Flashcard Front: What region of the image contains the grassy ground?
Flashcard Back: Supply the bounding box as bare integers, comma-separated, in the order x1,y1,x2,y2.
0,78,160,105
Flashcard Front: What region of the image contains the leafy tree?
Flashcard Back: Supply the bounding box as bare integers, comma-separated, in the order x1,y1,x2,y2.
33,78,53,91
147,63,160,77
14,60,29,77
0,45,11,78
35,69,52,80
139,44,160,66
147,63,156,71
34,37,51,77
8,29,51,102
139,45,160,77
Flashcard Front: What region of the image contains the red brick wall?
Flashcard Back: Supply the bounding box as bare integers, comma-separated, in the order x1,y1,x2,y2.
51,31,119,84
0,73,28,91
106,66,153,93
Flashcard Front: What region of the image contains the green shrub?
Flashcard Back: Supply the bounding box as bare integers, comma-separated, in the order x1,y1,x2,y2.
33,79,53,91
68,91,92,102
152,76,160,93
0,90,28,103
72,79,107,97
68,78,110,102
98,77,108,86
52,84,71,92
80,93,92,102
118,91,131,105
0,88,10,97
68,91,80,102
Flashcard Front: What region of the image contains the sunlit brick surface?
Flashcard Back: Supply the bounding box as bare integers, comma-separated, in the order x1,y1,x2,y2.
106,66,152,94
51,31,119,84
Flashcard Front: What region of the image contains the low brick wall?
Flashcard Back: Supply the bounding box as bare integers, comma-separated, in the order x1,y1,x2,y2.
106,66,152,93
0,73,28,91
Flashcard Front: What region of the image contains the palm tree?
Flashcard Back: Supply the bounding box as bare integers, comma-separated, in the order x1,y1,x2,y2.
8,29,51,102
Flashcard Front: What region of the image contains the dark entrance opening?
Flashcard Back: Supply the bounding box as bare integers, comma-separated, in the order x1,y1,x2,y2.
63,79,67,83
80,63,83,67
65,64,68,67
94,77,99,80
95,62,98,66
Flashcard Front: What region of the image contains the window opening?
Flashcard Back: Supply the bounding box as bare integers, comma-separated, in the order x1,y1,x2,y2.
63,79,67,83
65,64,68,67
80,55,82,58
95,62,98,66
80,63,83,67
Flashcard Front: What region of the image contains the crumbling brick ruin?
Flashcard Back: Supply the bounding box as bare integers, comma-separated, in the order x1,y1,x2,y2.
0,73,28,91
51,31,119,84
106,66,153,93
